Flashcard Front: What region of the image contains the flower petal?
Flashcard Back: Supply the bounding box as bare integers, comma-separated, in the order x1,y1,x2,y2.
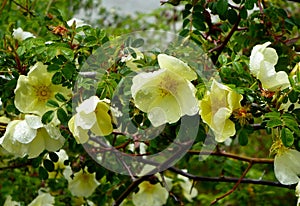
91,102,113,136
76,96,100,114
13,120,37,144
25,115,43,129
274,149,300,185
260,71,290,91
157,54,197,81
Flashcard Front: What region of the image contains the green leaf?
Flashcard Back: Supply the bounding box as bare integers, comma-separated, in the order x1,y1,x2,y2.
240,7,248,19
238,129,248,146
245,0,255,10
41,110,54,124
38,167,49,180
282,117,300,137
266,118,282,128
288,90,299,103
60,47,74,61
192,12,206,31
47,64,60,72
43,159,55,172
52,72,63,84
84,36,98,47
57,108,68,124
131,38,144,48
32,157,43,168
264,111,281,118
179,29,189,37
46,99,59,108
55,93,67,102
183,18,190,28
48,152,59,162
228,9,238,24
62,62,76,80
216,0,228,16
281,127,294,147
218,54,227,65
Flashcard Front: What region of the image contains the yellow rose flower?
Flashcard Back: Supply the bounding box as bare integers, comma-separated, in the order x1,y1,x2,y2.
249,42,290,91
63,166,100,197
199,79,243,142
12,27,35,41
0,115,65,158
296,181,300,206
68,96,113,144
131,54,198,127
177,171,198,202
274,148,300,185
3,195,20,206
132,177,172,206
28,189,55,206
14,62,71,116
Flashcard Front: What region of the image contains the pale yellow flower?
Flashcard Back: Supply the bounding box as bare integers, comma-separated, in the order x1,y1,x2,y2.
132,178,172,206
274,148,300,185
68,96,113,144
12,27,35,41
67,18,88,28
199,79,243,142
177,171,198,202
0,115,65,158
131,54,198,127
63,166,100,197
14,62,71,116
28,190,55,206
249,42,290,91
296,181,300,206
3,195,21,206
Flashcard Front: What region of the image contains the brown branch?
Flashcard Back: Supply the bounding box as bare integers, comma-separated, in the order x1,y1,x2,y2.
209,13,241,64
211,162,253,205
188,150,274,164
168,166,294,189
0,161,32,171
11,0,35,16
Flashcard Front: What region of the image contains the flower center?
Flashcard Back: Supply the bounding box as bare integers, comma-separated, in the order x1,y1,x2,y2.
159,74,179,95
36,85,52,102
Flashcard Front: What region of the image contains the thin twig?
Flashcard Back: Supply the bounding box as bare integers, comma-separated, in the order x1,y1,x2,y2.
188,150,274,164
113,175,151,206
210,162,253,205
209,13,241,64
168,166,294,189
